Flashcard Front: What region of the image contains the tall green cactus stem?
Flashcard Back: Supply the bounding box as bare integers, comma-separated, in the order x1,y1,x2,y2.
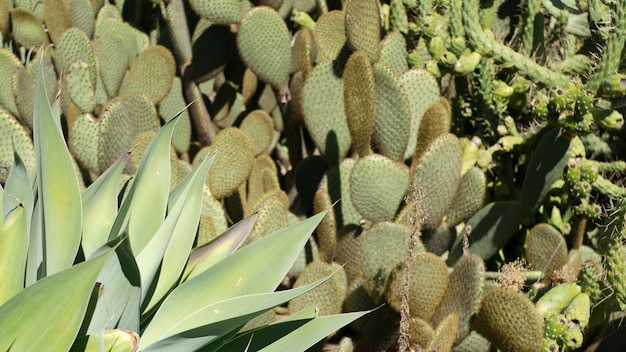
343,51,375,158
462,0,570,87
596,200,626,310
521,0,544,58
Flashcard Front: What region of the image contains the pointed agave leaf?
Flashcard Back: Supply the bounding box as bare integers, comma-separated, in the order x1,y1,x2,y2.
0,250,112,351
0,206,28,305
143,152,216,311
3,150,33,221
217,310,370,351
141,279,331,351
140,211,327,347
70,329,139,352
182,212,259,282
81,154,128,258
108,116,179,253
33,60,82,275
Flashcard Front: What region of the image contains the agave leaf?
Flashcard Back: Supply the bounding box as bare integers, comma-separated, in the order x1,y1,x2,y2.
216,306,369,351
0,206,28,305
3,150,33,221
70,328,139,352
0,250,112,351
142,152,216,311
141,279,330,351
108,116,178,253
33,58,82,275
85,238,141,334
82,154,128,258
139,211,327,347
181,212,258,282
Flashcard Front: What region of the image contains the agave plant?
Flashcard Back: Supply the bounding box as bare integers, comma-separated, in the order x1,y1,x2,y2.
0,62,367,351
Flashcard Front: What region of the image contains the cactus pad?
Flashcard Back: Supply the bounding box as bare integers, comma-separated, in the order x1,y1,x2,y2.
315,10,347,62
190,21,236,83
43,0,71,44
378,31,408,75
121,45,175,104
343,51,375,158
472,288,544,352
66,60,95,113
302,60,352,162
445,167,487,226
239,109,275,155
206,127,255,199
345,0,380,61
412,98,452,163
525,223,568,282
123,93,159,135
0,108,35,183
350,154,409,222
10,7,48,49
314,187,338,263
70,113,100,172
289,261,347,316
97,100,134,174
158,77,191,153
189,0,241,24
237,6,291,88
0,49,22,117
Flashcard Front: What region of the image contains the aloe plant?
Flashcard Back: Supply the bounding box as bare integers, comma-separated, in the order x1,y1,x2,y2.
0,62,367,352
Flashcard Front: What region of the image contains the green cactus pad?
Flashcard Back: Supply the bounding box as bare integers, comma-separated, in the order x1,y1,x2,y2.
70,113,100,172
408,316,435,348
298,27,315,79
247,194,289,243
120,45,175,104
386,252,449,321
68,0,95,38
334,226,364,282
345,0,380,61
97,100,134,174
123,93,159,135
210,81,245,129
95,18,138,68
98,36,129,98
56,27,97,89
472,288,544,352
206,127,255,199
411,133,463,229
43,0,71,44
320,159,362,228
343,51,375,158
350,154,409,222
66,60,95,113
428,313,459,352
525,223,568,282
399,69,440,160
421,224,457,256
237,6,291,89
453,331,491,352
314,187,338,263
412,98,452,164
445,167,487,226
432,254,485,343
239,109,275,155
289,261,347,316
158,77,191,153
190,21,236,83
200,182,228,239
0,0,9,38
189,0,240,24
372,63,410,161
0,49,23,117
0,108,35,183
11,67,36,130
290,28,314,74
314,10,347,62
247,154,279,208
10,7,48,49
301,60,352,162
378,31,408,75
359,222,413,303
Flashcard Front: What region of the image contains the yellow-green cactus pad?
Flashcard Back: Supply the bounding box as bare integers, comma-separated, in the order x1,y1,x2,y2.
0,0,9,38
95,17,137,68
207,127,255,199
432,253,485,342
386,252,449,321
320,158,362,227
10,7,48,49
56,27,97,89
408,316,435,348
121,45,175,104
314,187,338,263
0,108,35,183
445,167,487,226
315,10,347,62
411,133,462,229
70,113,100,172
247,154,279,208
359,222,413,303
372,63,410,161
350,154,409,222
237,6,291,88
302,60,352,162
428,313,459,352
123,93,159,135
378,31,408,75
239,109,275,155
11,66,36,130
412,97,451,164
68,0,95,38
525,223,568,282
66,60,95,114
98,36,129,98
345,0,380,61
0,49,23,116
343,51,375,158
159,77,191,153
289,261,347,316
400,69,440,159
44,0,71,44
247,194,289,243
189,0,241,24
472,288,544,352
97,99,133,173
335,226,364,282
